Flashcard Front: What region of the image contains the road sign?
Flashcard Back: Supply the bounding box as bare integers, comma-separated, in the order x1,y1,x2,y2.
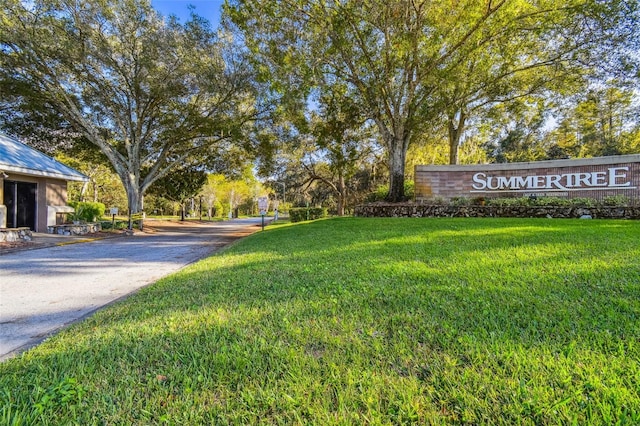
258,196,269,212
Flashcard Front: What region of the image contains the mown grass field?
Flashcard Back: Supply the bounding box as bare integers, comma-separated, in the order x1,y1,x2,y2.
2,217,639,425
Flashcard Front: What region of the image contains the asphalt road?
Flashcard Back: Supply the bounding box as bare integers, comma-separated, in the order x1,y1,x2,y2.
0,218,267,361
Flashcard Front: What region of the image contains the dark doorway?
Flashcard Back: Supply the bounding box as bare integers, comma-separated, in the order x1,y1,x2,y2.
3,180,37,230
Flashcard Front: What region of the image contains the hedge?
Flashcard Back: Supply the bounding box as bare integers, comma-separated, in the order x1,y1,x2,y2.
289,207,328,223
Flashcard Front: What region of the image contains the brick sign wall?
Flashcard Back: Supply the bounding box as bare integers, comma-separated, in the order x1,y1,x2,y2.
415,155,640,202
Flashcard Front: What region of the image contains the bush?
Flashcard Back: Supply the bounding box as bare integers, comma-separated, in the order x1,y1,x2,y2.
530,196,572,207
366,181,415,202
569,197,598,207
476,196,633,208
601,195,630,206
100,220,128,230
450,196,471,206
366,186,387,202
289,207,328,223
68,201,106,222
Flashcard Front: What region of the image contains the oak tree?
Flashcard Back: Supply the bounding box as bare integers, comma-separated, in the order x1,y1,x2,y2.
227,0,638,200
1,0,256,221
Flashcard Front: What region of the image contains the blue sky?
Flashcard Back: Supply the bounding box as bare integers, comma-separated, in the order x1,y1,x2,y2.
151,1,225,27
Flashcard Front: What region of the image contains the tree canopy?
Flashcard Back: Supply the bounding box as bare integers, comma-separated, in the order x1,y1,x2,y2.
0,0,257,217
227,0,639,201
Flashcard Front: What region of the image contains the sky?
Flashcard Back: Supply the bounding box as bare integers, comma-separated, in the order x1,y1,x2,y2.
151,1,225,27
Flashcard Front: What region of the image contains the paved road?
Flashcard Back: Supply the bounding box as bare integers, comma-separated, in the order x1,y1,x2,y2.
0,218,267,361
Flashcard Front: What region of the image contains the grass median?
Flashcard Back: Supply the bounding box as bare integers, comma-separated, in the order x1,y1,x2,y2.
2,217,639,424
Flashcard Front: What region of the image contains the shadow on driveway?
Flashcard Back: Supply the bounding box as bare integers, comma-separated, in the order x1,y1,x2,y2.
0,217,270,361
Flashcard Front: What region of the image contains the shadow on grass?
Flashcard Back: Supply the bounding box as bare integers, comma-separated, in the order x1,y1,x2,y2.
2,217,639,424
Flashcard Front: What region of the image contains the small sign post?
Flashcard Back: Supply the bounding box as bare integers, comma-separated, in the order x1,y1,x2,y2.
258,196,269,231
110,207,119,227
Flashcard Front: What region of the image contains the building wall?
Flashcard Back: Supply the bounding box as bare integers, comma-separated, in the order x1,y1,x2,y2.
415,155,640,202
46,180,67,206
0,177,4,228
0,173,69,232
44,180,68,230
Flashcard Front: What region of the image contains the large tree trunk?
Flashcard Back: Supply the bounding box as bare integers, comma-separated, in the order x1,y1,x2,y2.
447,111,466,165
375,116,411,202
386,137,408,202
121,175,143,230
124,184,143,213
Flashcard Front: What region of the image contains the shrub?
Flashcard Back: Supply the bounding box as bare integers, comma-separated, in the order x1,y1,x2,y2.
601,195,630,206
289,207,328,223
99,220,128,230
68,201,106,222
570,197,598,207
450,196,471,206
366,181,415,202
421,196,447,205
530,196,572,207
366,185,388,202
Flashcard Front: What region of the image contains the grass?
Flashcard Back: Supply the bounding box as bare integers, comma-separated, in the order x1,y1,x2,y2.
1,217,639,425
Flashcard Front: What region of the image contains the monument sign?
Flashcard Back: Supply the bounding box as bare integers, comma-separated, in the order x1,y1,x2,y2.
415,155,640,202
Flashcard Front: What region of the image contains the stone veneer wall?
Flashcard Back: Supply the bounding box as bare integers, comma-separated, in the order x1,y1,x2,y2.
47,222,102,235
355,203,640,219
0,227,33,242
415,155,640,203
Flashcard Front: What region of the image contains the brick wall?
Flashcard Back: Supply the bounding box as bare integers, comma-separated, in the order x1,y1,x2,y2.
415,155,640,202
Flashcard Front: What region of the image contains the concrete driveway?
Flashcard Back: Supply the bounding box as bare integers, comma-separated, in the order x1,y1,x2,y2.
0,218,268,361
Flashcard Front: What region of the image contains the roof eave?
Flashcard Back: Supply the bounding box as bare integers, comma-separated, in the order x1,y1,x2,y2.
0,164,90,182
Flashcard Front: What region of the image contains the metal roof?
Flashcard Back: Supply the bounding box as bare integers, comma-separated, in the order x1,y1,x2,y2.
0,132,88,182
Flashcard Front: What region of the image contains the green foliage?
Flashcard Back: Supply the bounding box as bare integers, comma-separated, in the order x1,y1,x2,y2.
530,196,572,207
288,207,328,222
367,181,415,202
1,218,639,424
569,197,598,207
67,201,105,222
485,196,633,208
57,154,127,211
602,195,630,206
365,185,389,202
228,0,638,199
148,168,208,204
212,200,224,218
34,378,85,417
99,220,129,230
450,196,471,206
378,193,635,209
199,171,265,217
1,0,256,213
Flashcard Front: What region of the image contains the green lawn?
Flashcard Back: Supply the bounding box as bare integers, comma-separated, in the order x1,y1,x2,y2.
2,218,639,425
